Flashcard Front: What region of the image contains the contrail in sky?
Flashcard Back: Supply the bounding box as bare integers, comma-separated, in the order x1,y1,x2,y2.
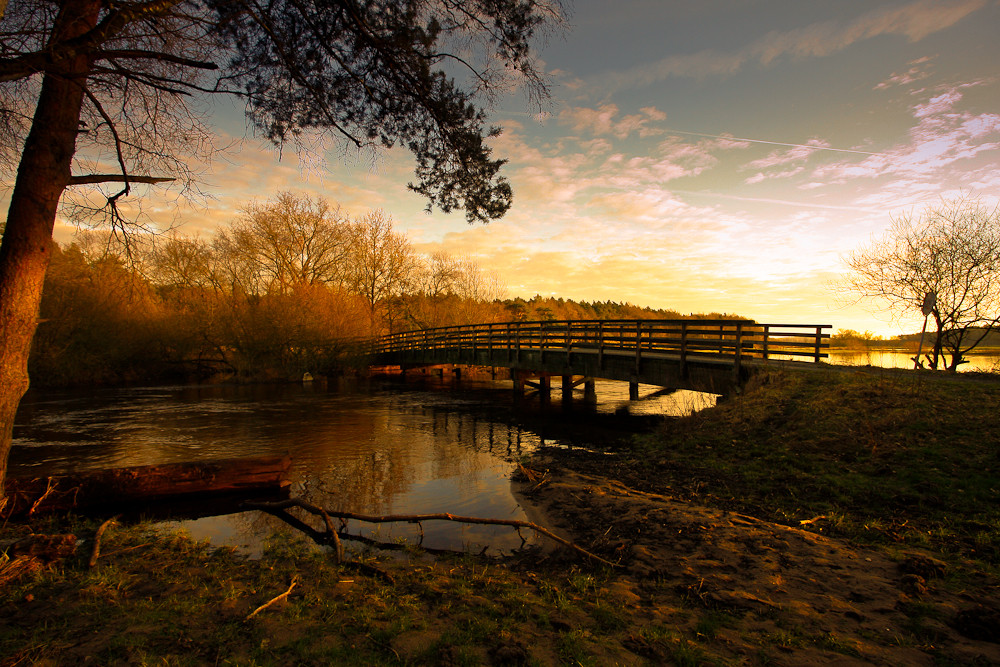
672,189,883,213
667,129,879,155
505,111,879,155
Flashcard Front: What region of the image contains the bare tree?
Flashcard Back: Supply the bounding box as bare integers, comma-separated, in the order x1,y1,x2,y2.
452,255,506,303
148,232,214,290
843,197,1000,371
421,250,463,297
347,209,416,333
0,0,563,493
213,192,352,294
400,250,506,329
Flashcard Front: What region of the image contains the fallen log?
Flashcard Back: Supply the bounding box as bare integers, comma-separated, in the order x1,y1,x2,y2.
4,455,292,518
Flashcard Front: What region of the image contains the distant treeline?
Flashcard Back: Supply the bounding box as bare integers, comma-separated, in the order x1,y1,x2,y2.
497,295,741,324
28,193,746,388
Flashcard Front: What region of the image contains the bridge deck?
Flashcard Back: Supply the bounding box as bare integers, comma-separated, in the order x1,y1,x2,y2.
373,319,831,395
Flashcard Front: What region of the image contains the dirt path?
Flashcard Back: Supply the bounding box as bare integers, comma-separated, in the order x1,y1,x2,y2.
516,453,1000,665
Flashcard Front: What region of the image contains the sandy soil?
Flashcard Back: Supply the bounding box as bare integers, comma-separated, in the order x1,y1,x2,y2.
515,452,1000,665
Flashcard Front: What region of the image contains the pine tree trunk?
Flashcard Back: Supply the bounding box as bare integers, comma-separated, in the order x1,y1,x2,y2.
0,0,100,498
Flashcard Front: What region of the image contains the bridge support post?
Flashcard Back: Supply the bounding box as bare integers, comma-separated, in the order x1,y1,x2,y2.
629,378,639,401
453,367,462,382
584,378,596,403
561,375,574,403
513,375,525,399
539,374,551,400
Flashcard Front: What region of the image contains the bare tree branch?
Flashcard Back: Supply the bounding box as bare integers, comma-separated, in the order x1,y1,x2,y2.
68,174,174,185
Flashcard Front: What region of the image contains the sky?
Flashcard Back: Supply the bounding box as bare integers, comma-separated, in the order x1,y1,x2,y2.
49,0,1000,337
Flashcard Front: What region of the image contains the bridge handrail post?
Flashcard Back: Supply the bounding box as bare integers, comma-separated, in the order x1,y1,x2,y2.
680,321,688,377
506,323,512,363
598,320,605,370
814,326,823,363
762,325,770,360
733,321,744,381
539,321,546,365
515,321,521,363
635,320,642,374
566,320,572,365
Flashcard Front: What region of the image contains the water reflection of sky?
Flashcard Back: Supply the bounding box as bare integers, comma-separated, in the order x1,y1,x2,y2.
12,376,702,555
827,350,1000,372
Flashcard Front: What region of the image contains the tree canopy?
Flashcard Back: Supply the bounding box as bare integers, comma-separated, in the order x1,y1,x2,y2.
0,0,562,223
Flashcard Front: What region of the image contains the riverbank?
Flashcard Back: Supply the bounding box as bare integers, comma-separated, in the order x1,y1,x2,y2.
2,368,999,664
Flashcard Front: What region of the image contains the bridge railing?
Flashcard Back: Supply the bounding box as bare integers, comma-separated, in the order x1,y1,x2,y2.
374,319,831,367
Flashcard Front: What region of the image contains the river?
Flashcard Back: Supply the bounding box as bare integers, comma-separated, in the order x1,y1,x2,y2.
10,375,711,555
12,350,994,554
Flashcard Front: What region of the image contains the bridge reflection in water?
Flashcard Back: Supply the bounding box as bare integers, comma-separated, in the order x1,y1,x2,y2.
373,319,831,400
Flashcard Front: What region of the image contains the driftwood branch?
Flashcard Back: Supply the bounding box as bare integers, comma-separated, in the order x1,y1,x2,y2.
256,505,453,556
249,506,398,583
98,543,152,560
27,478,58,516
317,507,344,565
88,516,119,568
246,498,617,568
245,579,297,621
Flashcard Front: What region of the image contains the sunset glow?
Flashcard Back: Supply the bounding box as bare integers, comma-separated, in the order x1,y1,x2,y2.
49,0,1000,337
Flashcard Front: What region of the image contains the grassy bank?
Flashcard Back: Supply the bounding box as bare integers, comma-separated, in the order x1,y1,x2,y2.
2,520,643,666
2,368,1000,665
612,368,1000,567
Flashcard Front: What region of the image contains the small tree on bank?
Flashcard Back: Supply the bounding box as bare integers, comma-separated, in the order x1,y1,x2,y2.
843,197,1000,371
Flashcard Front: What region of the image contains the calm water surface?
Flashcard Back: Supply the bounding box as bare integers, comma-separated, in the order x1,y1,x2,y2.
11,376,710,554
827,349,1000,372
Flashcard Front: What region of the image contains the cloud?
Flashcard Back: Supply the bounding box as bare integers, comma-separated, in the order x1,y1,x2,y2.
874,56,935,90
913,90,963,117
814,85,1000,186
591,0,985,91
558,104,667,139
486,117,740,216
411,198,870,326
745,168,804,185
744,138,834,170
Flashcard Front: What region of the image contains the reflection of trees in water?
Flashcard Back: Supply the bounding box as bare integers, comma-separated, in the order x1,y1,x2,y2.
15,381,582,553
289,402,542,515
209,401,546,554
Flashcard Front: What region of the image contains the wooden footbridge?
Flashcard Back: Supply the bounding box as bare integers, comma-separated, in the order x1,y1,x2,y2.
371,319,831,399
